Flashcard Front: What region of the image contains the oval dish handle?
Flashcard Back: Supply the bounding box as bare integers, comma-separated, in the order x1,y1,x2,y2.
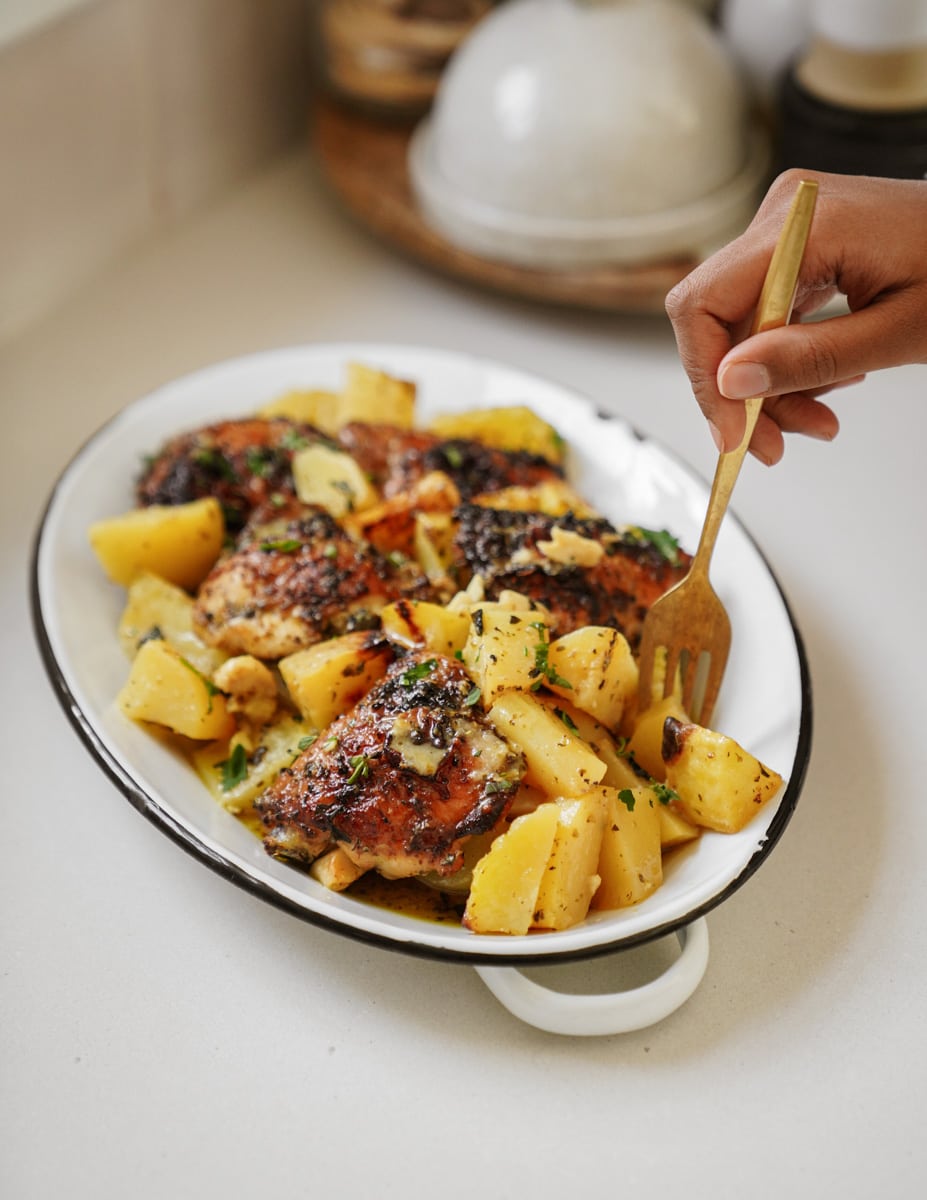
474,918,709,1037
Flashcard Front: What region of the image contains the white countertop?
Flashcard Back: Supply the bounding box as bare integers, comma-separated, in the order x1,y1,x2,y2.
3,150,925,1199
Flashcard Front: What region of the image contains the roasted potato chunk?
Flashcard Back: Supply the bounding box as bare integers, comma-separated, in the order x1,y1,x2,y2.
532,792,607,931
463,803,560,935
487,690,607,799
662,717,784,834
278,632,394,729
592,785,663,910
89,497,224,590
117,638,235,741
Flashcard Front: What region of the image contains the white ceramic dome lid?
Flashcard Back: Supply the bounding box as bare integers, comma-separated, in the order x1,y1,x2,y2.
427,0,752,224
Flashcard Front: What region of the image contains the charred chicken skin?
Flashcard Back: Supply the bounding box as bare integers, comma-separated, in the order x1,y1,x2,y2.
257,652,525,878
193,499,432,659
336,421,564,500
451,504,691,651
137,417,326,531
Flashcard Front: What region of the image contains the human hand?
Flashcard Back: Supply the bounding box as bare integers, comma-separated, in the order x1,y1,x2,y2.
665,168,927,464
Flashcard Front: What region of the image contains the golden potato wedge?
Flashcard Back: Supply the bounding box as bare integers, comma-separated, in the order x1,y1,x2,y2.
339,362,416,428
487,690,607,798
532,792,608,931
544,625,638,730
536,695,640,791
379,598,470,657
463,803,561,935
662,717,784,834
658,800,701,849
291,442,379,518
426,404,565,465
591,785,663,910
278,632,394,729
117,571,226,676
462,607,549,704
117,638,235,741
89,497,224,590
256,388,340,434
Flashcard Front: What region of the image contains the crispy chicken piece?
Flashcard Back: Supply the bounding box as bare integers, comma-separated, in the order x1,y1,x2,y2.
137,417,326,531
256,652,525,879
192,499,432,659
451,504,691,651
336,421,564,501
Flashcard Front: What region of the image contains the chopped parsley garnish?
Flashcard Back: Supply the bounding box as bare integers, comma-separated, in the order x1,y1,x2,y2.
464,686,482,707
245,448,275,478
443,445,464,469
269,491,287,508
297,734,319,751
179,657,221,712
628,525,682,566
346,754,371,784
192,447,238,481
280,429,310,452
554,707,578,732
259,538,302,553
323,735,339,752
218,743,249,791
528,631,572,691
618,788,636,812
400,658,437,685
651,782,680,806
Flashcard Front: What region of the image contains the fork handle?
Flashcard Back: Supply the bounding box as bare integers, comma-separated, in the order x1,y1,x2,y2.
690,179,819,575
690,400,761,572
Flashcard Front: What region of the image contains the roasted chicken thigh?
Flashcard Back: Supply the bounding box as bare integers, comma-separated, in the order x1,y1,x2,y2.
257,652,525,878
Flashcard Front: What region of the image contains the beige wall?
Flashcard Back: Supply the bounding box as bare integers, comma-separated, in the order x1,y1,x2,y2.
0,0,315,343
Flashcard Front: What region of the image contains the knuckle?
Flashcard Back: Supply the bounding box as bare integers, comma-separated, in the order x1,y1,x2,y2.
664,275,694,321
801,334,841,388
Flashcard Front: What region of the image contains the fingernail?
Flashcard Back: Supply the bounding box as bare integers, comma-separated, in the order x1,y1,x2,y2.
718,361,771,400
707,421,725,452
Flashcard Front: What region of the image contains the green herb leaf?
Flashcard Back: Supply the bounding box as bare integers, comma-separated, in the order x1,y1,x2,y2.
323,735,339,752
346,754,370,784
554,707,578,732
280,429,310,452
443,444,464,469
618,788,636,812
179,656,220,713
464,686,482,707
651,782,680,806
218,743,249,791
245,448,273,478
259,538,302,553
628,525,682,566
297,734,319,751
192,447,238,482
400,658,437,686
530,638,572,691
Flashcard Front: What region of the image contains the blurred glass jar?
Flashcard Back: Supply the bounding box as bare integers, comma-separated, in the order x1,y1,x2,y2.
316,0,494,119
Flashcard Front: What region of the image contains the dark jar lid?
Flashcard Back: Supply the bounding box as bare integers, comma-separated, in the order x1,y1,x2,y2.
776,69,927,179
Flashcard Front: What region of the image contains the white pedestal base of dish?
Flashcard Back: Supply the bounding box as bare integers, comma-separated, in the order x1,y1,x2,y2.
474,918,710,1036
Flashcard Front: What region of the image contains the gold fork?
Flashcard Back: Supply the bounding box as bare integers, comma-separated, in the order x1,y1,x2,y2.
636,178,819,726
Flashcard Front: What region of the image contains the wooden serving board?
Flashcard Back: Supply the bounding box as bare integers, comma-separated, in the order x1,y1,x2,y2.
311,99,699,316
